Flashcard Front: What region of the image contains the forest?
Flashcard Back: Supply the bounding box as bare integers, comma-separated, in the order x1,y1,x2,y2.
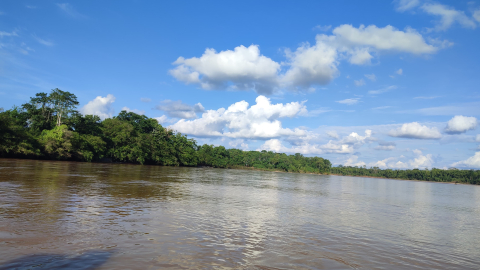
1,89,478,184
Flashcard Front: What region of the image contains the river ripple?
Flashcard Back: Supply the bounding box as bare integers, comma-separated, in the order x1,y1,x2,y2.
1,158,480,269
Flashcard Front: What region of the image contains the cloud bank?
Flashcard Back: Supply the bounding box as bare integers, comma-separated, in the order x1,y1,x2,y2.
170,24,441,94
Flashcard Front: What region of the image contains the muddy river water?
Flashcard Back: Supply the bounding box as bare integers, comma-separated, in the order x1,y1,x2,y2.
1,158,480,269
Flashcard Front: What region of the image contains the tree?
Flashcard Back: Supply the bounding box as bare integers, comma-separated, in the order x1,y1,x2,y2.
49,88,79,126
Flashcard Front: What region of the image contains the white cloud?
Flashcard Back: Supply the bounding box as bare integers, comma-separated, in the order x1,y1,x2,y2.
368,85,397,95
364,74,376,81
476,134,480,142
0,30,18,38
452,152,480,168
389,122,442,139
57,3,86,19
33,36,54,46
313,25,332,31
169,95,307,139
282,39,338,90
396,68,403,75
369,157,398,169
171,24,439,93
369,149,434,169
258,130,373,155
336,98,360,105
229,139,249,150
444,115,478,134
342,155,366,167
354,79,365,86
394,0,420,12
121,107,145,115
80,94,116,119
326,131,339,139
410,149,434,168
326,24,438,54
348,47,373,65
155,100,204,119
170,45,281,95
421,3,477,31
154,115,168,124
26,5,37,9
140,98,151,103
474,9,480,23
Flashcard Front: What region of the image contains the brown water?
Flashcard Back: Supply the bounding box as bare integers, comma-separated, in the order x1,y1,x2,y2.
1,159,480,269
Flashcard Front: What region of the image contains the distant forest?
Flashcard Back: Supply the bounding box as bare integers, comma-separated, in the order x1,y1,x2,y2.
1,89,479,184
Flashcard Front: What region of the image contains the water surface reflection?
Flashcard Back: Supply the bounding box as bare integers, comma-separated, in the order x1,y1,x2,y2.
1,159,479,269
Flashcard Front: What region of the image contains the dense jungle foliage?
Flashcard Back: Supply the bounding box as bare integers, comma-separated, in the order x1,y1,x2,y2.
1,89,478,184
0,89,331,174
331,166,480,185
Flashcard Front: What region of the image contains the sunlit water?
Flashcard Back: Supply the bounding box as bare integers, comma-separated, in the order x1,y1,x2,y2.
1,159,480,269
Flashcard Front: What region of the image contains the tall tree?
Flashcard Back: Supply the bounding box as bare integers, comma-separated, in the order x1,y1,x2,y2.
49,88,79,126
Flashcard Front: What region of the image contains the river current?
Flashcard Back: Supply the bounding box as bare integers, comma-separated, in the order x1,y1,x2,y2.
1,158,480,269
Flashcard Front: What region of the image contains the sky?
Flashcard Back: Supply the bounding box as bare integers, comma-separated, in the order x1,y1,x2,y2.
1,0,480,169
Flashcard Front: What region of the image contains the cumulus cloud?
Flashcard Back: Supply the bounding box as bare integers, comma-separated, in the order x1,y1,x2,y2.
170,45,281,95
336,98,360,105
394,0,420,12
354,79,365,86
452,152,480,169
282,40,339,90
171,25,439,93
342,155,366,167
155,100,205,119
121,107,145,115
421,3,477,31
229,139,249,150
476,134,480,142
169,95,307,139
80,94,116,119
389,122,442,139
258,130,374,155
369,149,434,169
444,115,478,134
154,115,168,124
326,130,339,139
396,68,403,75
364,74,376,81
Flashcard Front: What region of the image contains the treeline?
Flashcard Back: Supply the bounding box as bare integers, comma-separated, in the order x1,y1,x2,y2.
0,89,331,174
1,89,479,184
331,166,480,185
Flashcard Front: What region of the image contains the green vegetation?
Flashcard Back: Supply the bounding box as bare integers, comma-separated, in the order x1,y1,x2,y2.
331,166,480,185
0,89,330,174
1,89,479,184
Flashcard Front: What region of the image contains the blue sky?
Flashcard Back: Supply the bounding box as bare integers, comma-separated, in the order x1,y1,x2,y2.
1,0,480,169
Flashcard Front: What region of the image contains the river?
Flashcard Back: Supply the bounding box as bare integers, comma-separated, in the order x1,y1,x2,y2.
1,158,480,269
